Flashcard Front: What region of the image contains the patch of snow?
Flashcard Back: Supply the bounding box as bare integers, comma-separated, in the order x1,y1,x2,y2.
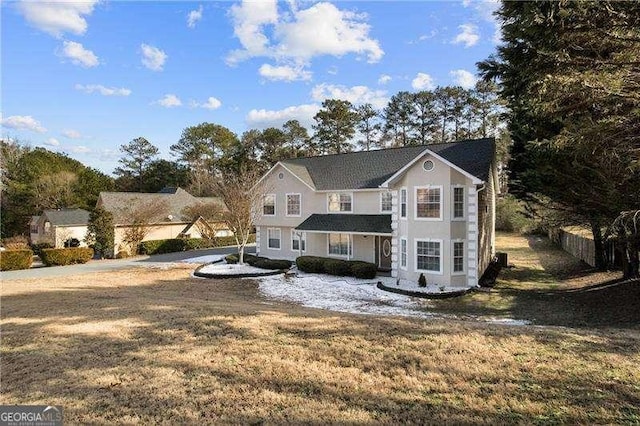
198,263,272,275
180,255,224,264
483,317,532,326
258,273,435,319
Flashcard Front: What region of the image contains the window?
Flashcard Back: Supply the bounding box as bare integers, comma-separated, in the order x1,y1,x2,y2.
400,188,407,218
267,228,281,249
328,233,352,256
453,241,465,273
286,193,301,216
380,191,392,212
278,172,284,179
400,238,407,269
328,193,352,213
263,194,275,216
453,187,465,219
415,187,441,219
416,240,441,273
423,160,435,171
291,231,306,252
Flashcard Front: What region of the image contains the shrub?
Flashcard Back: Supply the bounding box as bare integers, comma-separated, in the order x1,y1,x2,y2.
296,256,326,273
0,249,33,271
350,261,377,279
225,253,259,265
138,234,255,256
418,273,427,287
496,195,532,233
115,249,131,259
3,236,30,250
253,259,292,270
31,242,54,257
323,259,352,276
41,247,94,266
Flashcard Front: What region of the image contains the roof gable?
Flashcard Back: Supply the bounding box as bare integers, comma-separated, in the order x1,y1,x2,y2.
279,138,494,191
42,209,90,226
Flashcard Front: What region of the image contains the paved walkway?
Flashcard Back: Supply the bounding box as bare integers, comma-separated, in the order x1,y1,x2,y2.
0,245,256,281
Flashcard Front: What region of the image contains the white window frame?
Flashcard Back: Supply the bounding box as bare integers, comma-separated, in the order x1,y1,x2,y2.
267,227,281,250
380,191,393,213
291,230,306,252
327,233,352,258
400,187,407,219
286,193,302,217
327,192,353,214
452,186,465,220
414,238,443,275
414,185,443,221
452,240,465,275
400,237,408,270
263,194,276,216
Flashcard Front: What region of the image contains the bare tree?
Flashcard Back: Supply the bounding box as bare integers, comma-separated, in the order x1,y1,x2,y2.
181,201,226,240
118,198,169,254
33,171,78,209
212,166,269,264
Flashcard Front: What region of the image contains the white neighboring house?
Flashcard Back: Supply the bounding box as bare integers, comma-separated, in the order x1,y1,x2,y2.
30,209,90,247
254,138,498,289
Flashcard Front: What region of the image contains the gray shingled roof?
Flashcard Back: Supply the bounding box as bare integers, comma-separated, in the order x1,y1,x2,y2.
43,209,90,226
280,138,494,190
295,214,392,234
98,188,225,224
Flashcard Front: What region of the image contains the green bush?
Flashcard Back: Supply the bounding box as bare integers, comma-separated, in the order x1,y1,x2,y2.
496,195,532,233
0,249,33,271
31,242,54,257
418,273,427,287
139,234,254,255
295,256,326,273
41,247,94,266
225,253,259,265
323,259,353,276
253,258,292,270
350,261,377,279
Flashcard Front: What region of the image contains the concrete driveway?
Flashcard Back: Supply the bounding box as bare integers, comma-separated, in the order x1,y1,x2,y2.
1,245,256,281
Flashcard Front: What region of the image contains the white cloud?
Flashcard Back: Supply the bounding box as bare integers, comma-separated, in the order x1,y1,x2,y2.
378,74,392,85
60,41,99,68
71,145,91,154
199,97,222,110
63,129,82,139
452,23,479,48
246,104,320,129
187,5,203,28
450,69,478,89
1,115,47,133
17,0,98,38
227,1,383,72
462,0,501,43
259,64,312,82
311,83,388,109
156,94,182,108
75,84,131,96
462,0,472,6
44,138,60,147
140,44,167,71
411,73,435,91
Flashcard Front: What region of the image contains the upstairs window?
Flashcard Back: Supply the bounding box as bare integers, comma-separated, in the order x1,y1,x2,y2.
380,191,392,213
263,194,275,216
328,193,352,213
400,188,407,218
415,187,441,219
286,193,301,216
453,187,465,219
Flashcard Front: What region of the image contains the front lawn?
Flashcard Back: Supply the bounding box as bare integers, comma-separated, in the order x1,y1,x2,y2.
1,235,639,424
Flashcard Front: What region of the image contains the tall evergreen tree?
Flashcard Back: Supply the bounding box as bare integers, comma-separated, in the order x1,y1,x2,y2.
312,99,358,154
355,103,381,151
114,137,159,192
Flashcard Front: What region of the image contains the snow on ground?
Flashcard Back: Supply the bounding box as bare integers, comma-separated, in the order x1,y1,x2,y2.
197,263,269,275
180,255,225,264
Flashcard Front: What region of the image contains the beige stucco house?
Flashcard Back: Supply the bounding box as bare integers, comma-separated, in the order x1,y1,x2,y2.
96,187,230,254
30,209,90,247
254,138,497,289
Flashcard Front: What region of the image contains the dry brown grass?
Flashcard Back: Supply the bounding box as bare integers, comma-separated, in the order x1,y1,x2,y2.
1,235,640,424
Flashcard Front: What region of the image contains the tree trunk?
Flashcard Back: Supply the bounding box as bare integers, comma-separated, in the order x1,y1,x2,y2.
622,239,640,279
590,221,607,271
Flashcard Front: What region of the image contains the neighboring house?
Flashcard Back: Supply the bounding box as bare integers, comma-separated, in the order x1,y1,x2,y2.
96,187,230,254
30,208,90,247
254,138,497,288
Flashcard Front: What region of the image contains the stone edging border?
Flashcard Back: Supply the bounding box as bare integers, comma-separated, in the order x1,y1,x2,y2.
376,281,475,299
193,262,287,279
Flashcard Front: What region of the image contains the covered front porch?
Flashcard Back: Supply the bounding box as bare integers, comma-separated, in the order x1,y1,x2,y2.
294,214,393,271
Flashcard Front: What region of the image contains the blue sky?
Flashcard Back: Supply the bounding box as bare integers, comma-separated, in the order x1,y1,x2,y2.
1,0,500,174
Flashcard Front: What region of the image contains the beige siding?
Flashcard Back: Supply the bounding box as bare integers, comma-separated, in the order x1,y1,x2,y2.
114,223,204,254
477,161,497,278
53,226,89,248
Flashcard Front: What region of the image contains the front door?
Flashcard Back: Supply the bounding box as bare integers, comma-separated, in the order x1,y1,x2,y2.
377,236,392,270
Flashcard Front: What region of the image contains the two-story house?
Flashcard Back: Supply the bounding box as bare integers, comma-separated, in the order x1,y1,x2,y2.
254,138,497,288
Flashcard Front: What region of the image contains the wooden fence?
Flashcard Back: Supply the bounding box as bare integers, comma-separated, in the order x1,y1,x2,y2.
549,227,596,267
